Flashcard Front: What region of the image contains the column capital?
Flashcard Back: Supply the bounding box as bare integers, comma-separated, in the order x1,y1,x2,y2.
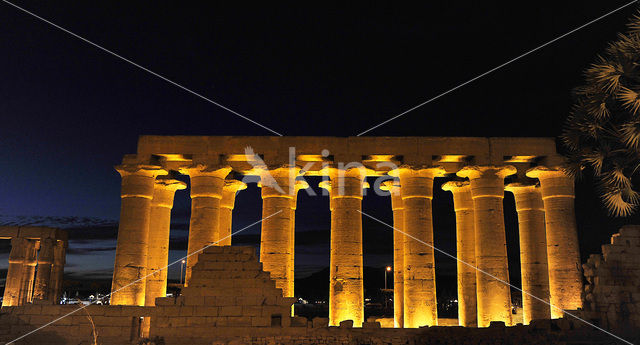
526,167,575,200
442,180,473,211
380,179,401,195
257,166,303,196
152,178,186,208
179,164,232,178
115,164,167,178
320,165,371,180
36,239,55,264
155,177,187,192
525,166,570,180
505,183,544,212
381,180,403,211
504,182,537,193
456,165,516,179
388,165,445,179
223,179,248,193
319,180,370,192
221,179,247,209
441,180,470,192
8,237,29,264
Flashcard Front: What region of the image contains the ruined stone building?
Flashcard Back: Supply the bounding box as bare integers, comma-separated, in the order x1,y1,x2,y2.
109,136,582,328
3,136,640,345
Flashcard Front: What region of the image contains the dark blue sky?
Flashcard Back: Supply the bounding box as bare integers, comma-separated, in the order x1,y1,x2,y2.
1,1,639,284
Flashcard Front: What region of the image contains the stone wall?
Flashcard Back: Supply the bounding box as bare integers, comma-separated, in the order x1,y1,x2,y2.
581,225,640,330
0,304,153,345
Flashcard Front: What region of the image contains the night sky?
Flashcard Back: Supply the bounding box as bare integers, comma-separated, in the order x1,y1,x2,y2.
1,2,640,296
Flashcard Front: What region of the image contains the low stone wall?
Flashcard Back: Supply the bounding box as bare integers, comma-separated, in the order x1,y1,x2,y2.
0,304,153,345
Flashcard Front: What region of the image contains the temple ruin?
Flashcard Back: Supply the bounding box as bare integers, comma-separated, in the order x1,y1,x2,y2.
1,227,67,307
109,136,583,328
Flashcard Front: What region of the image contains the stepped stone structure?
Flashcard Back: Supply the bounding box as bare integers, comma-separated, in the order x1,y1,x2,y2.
150,246,296,343
581,225,640,329
1,227,67,306
108,136,581,328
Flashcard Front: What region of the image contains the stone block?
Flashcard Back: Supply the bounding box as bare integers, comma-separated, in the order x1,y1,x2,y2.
183,296,205,305
228,316,252,326
488,321,506,328
312,317,329,328
291,316,307,327
155,297,175,306
242,306,263,317
620,225,640,238
339,320,353,328
362,321,381,329
252,316,271,327
179,306,194,316
219,306,243,316
193,306,219,317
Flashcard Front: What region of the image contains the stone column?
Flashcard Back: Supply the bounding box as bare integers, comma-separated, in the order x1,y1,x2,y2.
3,237,29,306
111,164,166,306
320,167,367,327
457,166,515,327
49,240,67,303
381,180,405,328
145,178,186,307
181,164,231,285
33,238,55,302
526,167,582,318
289,180,309,305
389,166,443,328
218,179,247,246
442,180,477,327
19,239,38,305
259,167,300,299
505,183,550,324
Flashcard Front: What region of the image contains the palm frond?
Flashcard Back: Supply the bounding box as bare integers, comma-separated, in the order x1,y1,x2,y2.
617,86,640,115
582,149,607,175
620,120,640,149
601,166,632,189
601,188,637,217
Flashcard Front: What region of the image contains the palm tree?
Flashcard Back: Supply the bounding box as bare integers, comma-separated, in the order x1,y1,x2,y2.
562,13,640,217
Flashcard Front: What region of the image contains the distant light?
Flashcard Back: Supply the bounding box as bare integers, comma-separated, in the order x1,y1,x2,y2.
181,260,185,264
386,266,392,272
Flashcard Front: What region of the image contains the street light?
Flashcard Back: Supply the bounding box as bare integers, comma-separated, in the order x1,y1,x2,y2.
385,266,392,290
180,260,186,285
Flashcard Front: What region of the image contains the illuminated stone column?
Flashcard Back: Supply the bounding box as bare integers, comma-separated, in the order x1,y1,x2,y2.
33,238,55,302
218,179,247,246
320,167,367,327
49,240,67,303
181,165,231,285
145,178,186,307
2,237,29,306
381,180,405,328
527,167,582,318
505,183,550,324
457,166,515,327
111,164,166,306
260,167,301,299
442,180,477,327
19,239,38,305
289,180,309,304
389,166,443,328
